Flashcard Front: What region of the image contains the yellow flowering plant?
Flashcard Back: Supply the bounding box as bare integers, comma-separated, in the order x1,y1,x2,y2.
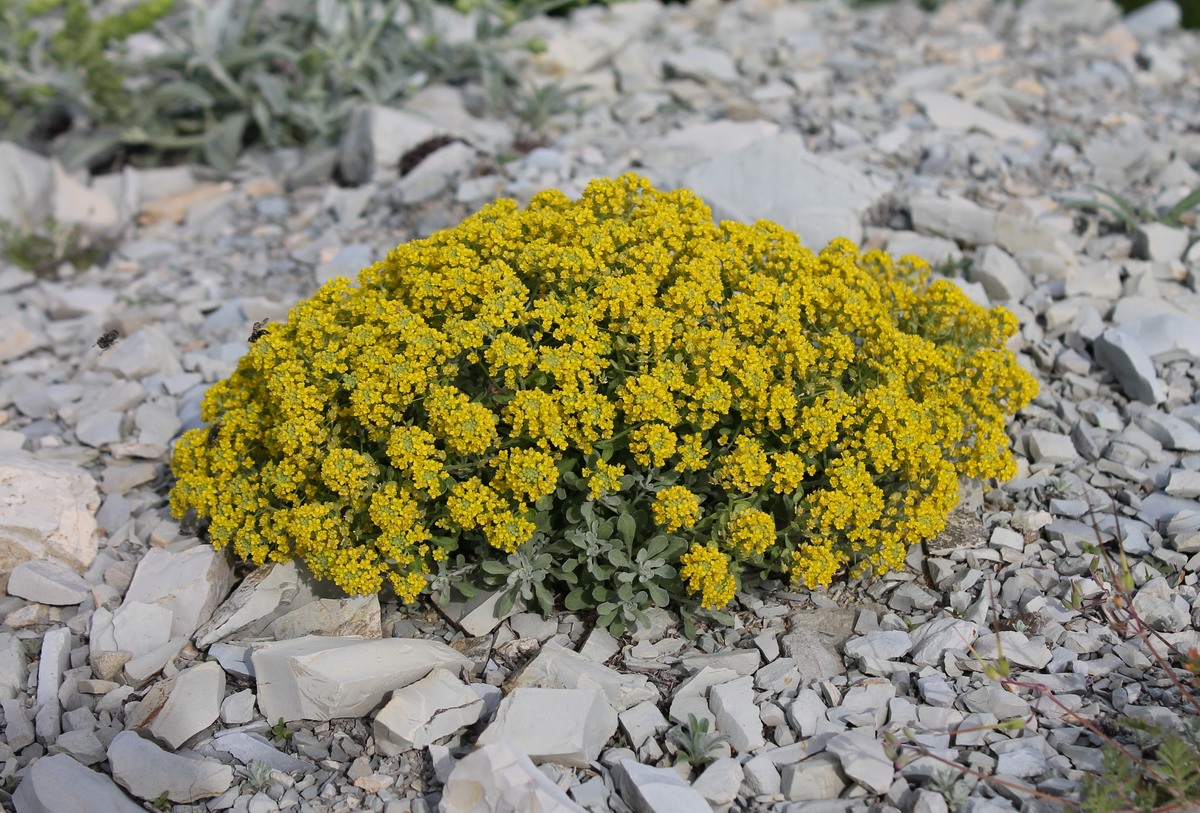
170,174,1037,633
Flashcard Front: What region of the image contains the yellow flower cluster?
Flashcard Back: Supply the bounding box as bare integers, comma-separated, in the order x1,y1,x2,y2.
726,507,775,558
169,174,1035,611
680,543,737,610
583,460,625,499
652,486,702,532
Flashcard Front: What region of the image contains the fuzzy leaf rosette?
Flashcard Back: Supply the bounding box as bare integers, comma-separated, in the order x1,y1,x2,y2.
170,174,1036,623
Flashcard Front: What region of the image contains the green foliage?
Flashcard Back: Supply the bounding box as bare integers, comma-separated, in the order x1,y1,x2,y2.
1061,184,1200,233
0,216,112,276
241,760,276,793
149,790,172,810
1,0,571,172
0,0,175,143
928,769,970,813
270,717,294,745
170,175,1035,634
1078,723,1200,813
667,713,730,769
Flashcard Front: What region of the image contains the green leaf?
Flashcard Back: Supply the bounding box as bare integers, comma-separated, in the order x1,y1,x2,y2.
1162,187,1200,226
58,130,124,172
617,512,636,545
607,548,630,568
533,581,555,616
646,582,668,606
497,587,518,617
480,559,510,575
564,588,587,611
202,111,248,173
645,534,668,558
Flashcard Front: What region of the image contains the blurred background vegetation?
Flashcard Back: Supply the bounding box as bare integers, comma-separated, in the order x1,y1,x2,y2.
0,0,1195,177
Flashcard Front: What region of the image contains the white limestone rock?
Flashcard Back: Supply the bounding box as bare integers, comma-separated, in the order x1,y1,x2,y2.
683,132,892,248
910,194,998,246
127,661,225,748
194,560,323,648
1026,430,1078,464
123,544,234,640
12,753,144,813
440,741,587,813
1093,328,1166,404
109,601,174,658
827,730,895,794
338,104,452,185
909,618,979,667
477,687,617,768
915,90,1042,145
3,697,35,750
614,759,712,813
970,245,1031,302
431,586,514,637
1124,0,1181,37
50,161,121,234
780,753,848,801
373,667,483,755
0,632,27,699
0,457,99,579
35,627,71,739
220,688,257,725
204,730,315,774
251,635,470,723
265,593,382,639
94,326,184,380
973,631,1052,669
843,630,912,662
619,700,671,749
1136,222,1189,262
508,641,658,711
692,757,744,807
709,675,766,754
0,141,53,229
107,730,233,803
122,636,189,688
6,560,91,605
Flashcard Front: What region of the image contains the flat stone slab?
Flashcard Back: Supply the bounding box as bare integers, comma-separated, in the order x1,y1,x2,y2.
107,730,233,803
124,544,234,639
507,641,657,711
127,661,225,749
12,752,144,813
374,667,483,754
683,132,892,248
0,458,99,580
614,759,712,813
6,559,91,605
477,687,617,768
251,635,470,723
440,741,587,813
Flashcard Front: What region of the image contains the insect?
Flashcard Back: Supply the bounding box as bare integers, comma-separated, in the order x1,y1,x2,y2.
94,330,119,351
206,423,221,447
249,319,269,343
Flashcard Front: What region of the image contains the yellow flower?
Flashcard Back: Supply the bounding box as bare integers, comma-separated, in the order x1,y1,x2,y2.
492,447,560,504
679,543,737,609
716,436,770,493
583,460,625,499
652,486,701,532
726,507,774,558
169,173,1036,606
